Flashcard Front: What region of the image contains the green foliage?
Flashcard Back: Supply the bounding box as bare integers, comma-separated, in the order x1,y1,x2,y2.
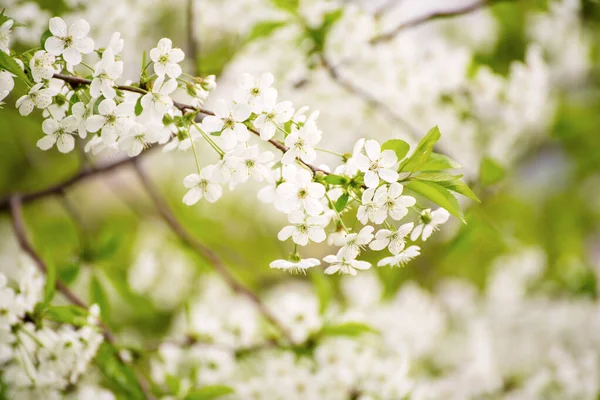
134,97,143,116
270,0,299,14
319,322,378,337
420,153,462,171
310,270,333,314
334,192,349,212
400,126,441,172
43,305,89,326
95,343,146,400
0,49,29,83
90,275,111,321
415,173,480,202
246,21,288,44
40,29,52,50
381,139,410,161
304,9,344,55
479,157,505,186
323,174,348,185
405,180,465,223
184,385,235,400
43,259,56,306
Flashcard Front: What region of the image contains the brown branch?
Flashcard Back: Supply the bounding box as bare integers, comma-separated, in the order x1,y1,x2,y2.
9,195,155,399
320,55,421,141
369,0,515,44
131,160,294,344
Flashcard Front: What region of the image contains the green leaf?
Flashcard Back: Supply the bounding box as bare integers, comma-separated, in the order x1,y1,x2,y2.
184,385,235,400
480,156,505,186
310,271,332,314
40,29,52,50
246,20,287,44
320,322,378,337
134,96,143,116
58,262,80,285
270,0,299,14
381,139,410,161
405,180,466,223
324,174,349,185
322,8,344,32
95,342,145,400
43,305,88,326
43,260,56,306
400,126,441,172
334,193,349,212
166,374,182,396
90,275,111,321
0,49,29,83
414,172,462,182
420,152,462,171
434,179,480,203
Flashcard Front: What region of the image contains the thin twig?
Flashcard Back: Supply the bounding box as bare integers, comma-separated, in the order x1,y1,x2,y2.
369,0,515,44
9,195,155,399
319,55,421,141
131,160,294,344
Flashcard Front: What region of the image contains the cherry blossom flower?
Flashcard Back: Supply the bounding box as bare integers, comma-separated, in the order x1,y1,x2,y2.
44,17,94,66
15,83,54,116
234,72,274,112
141,76,177,116
278,211,328,246
338,226,374,259
323,250,372,276
374,183,416,221
276,169,326,216
69,102,91,138
0,70,14,104
253,88,294,140
150,38,185,79
410,208,450,241
90,48,123,99
357,187,386,225
118,123,159,156
231,145,274,184
282,123,321,165
29,51,56,82
0,19,13,53
182,166,223,205
85,98,133,144
354,139,399,188
377,246,421,267
37,117,77,153
269,257,320,274
202,99,251,150
369,223,414,255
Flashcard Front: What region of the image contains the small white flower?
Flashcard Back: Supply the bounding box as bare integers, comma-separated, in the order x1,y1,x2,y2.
0,70,15,104
150,38,185,79
86,98,133,144
253,88,294,140
377,245,421,267
339,225,374,259
29,51,56,83
106,32,124,54
234,72,274,112
15,83,54,116
69,101,91,138
276,169,326,216
282,123,321,165
278,210,328,246
118,122,158,156
44,17,94,66
354,139,399,188
202,99,251,150
269,257,320,274
369,223,414,255
37,117,77,153
323,251,371,276
141,76,177,117
231,145,274,184
356,187,386,225
182,166,223,205
0,19,14,53
374,182,416,221
410,208,450,241
90,48,123,99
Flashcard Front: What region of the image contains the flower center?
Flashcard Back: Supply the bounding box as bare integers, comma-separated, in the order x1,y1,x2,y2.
224,118,235,129
250,87,260,96
421,211,432,224
159,54,169,64
297,188,308,199
245,159,255,168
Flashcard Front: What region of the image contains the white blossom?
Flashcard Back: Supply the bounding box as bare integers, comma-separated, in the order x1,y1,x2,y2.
0,70,15,104
278,211,328,246
269,257,320,274
44,17,94,66
377,245,421,267
357,187,386,225
276,169,326,216
15,83,54,116
0,19,13,53
29,51,56,82
374,183,416,221
201,99,251,150
410,208,450,241
354,139,399,188
37,117,77,153
338,225,374,259
231,145,274,184
141,76,177,117
282,118,321,165
118,122,158,156
69,101,91,138
150,38,185,79
369,223,414,255
182,166,223,205
253,88,294,140
90,48,123,99
234,72,275,112
86,98,133,144
323,250,372,276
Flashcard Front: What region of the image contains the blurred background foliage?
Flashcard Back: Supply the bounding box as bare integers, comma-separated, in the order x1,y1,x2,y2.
1,0,600,340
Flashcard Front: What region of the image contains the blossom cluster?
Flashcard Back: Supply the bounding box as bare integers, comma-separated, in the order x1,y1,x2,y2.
148,249,600,400
0,258,103,399
0,13,472,275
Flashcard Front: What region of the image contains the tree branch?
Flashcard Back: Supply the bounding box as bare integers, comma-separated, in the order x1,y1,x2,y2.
369,0,514,44
131,159,295,344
